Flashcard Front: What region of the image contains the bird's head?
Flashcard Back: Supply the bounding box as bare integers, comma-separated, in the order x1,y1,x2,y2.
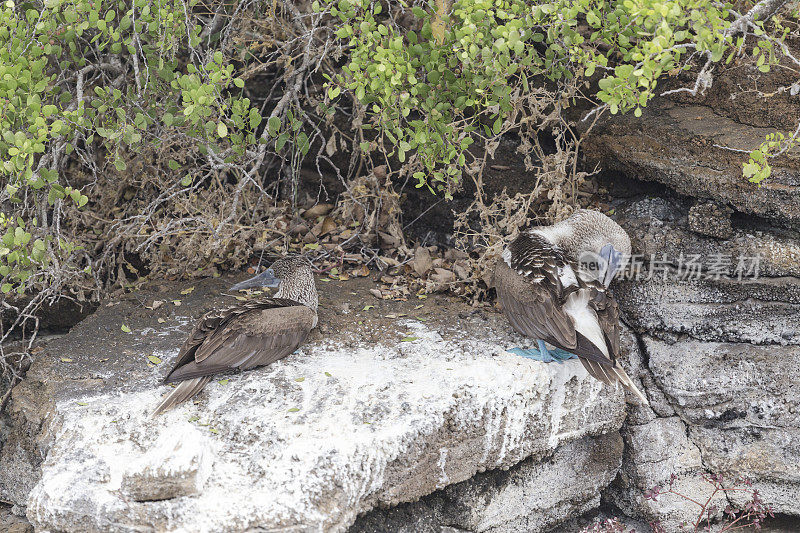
554,209,632,287
230,256,318,309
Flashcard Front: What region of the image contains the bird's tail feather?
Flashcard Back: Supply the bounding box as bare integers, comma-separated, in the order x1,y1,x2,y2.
609,364,649,405
152,376,212,416
581,358,614,384
580,359,649,405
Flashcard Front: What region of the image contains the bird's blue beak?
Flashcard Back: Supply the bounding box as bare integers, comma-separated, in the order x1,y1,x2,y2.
599,244,623,287
230,268,281,291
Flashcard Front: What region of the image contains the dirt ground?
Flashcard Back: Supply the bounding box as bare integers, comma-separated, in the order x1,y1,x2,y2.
309,274,495,345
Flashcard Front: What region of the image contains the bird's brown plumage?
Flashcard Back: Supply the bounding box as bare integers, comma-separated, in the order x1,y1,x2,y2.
153,297,315,415
495,234,579,350
168,298,315,381
495,224,648,404
153,256,318,416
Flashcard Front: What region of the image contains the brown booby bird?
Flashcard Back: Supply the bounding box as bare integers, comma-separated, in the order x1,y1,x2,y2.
153,256,318,415
494,209,648,404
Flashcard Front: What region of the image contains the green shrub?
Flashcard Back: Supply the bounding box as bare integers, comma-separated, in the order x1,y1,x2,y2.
0,0,263,294
321,0,789,195
0,0,795,308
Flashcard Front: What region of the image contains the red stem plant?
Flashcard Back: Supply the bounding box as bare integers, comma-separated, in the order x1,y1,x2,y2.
581,473,774,533
646,473,774,532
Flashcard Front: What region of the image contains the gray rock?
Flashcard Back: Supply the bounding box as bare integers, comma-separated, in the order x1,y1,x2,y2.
688,201,734,239
445,432,624,532
618,197,800,278
645,337,800,427
351,432,623,533
608,191,800,528
549,511,652,533
609,416,726,531
615,277,800,345
583,102,800,226
120,430,213,501
0,504,33,533
1,278,626,533
690,426,800,515
644,336,800,515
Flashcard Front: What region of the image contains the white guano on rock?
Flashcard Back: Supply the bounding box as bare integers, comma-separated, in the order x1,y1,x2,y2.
24,319,625,532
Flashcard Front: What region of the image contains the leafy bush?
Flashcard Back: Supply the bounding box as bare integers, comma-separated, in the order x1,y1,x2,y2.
0,0,269,297
0,0,797,388
322,0,792,196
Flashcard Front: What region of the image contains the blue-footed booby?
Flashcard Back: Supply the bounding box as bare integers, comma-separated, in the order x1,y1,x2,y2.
494,209,648,404
153,256,318,415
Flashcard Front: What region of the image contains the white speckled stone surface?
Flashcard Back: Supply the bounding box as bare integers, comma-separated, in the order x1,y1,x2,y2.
4,279,625,533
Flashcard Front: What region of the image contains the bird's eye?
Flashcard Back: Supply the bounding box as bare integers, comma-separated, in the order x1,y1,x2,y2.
267,268,275,276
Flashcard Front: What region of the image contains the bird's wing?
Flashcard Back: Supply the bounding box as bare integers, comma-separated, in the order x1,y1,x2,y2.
582,279,621,358
163,298,315,383
494,233,579,349
495,232,623,362
568,277,647,403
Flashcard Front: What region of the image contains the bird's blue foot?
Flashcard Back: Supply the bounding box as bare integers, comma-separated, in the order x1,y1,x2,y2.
506,340,578,364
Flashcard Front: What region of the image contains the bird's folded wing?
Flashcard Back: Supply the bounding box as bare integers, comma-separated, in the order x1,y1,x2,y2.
494,256,578,350
582,280,622,359
573,278,626,383
163,298,314,383
494,231,624,365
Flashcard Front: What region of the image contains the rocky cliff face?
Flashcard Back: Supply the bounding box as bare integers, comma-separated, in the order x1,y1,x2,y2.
2,70,799,532
580,79,800,529
0,277,627,532
599,195,800,530
583,101,800,227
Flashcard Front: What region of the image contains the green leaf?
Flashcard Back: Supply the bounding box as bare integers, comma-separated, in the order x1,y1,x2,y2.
268,116,281,137
147,355,162,364
276,132,289,151
297,132,310,155
288,407,300,412
121,324,131,333
401,337,419,342
743,161,760,178
217,122,228,137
